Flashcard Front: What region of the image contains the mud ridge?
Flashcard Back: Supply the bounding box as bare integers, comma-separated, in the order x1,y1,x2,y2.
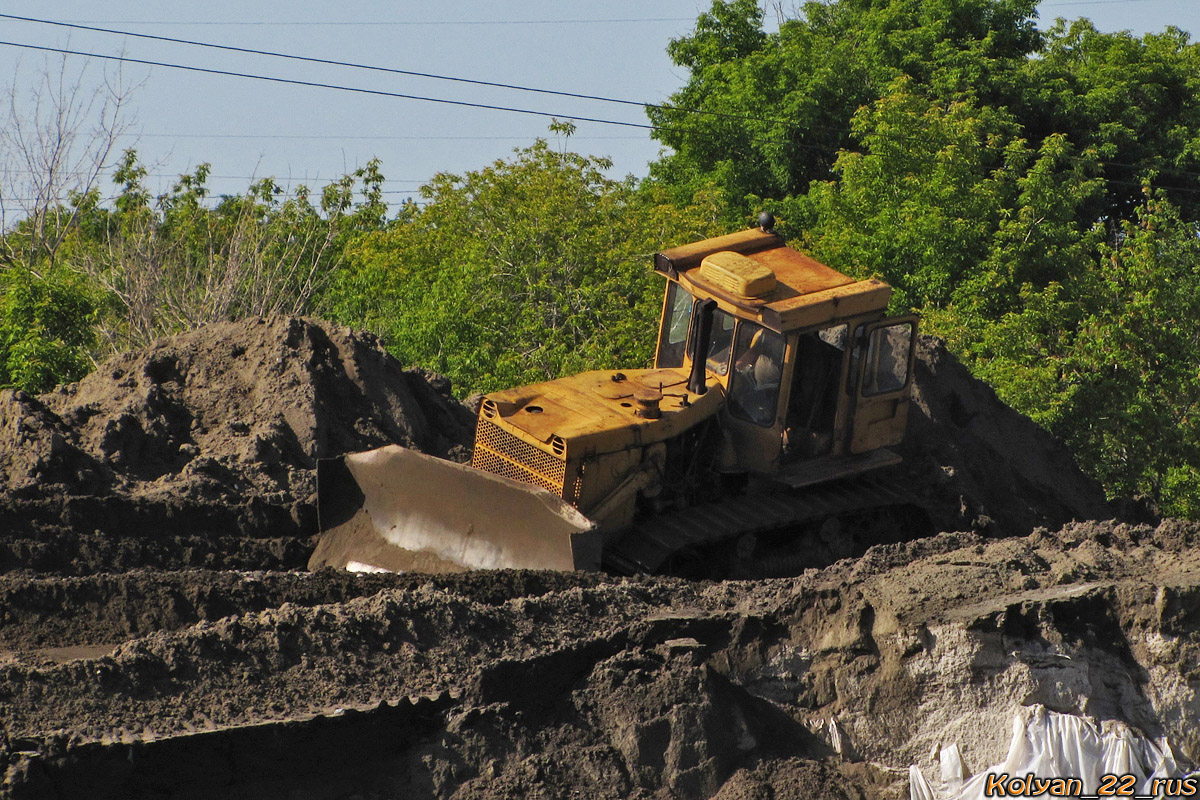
0,316,1172,800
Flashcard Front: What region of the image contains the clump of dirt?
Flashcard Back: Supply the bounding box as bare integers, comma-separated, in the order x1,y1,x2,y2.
5,519,1200,800
0,392,111,498
0,318,1151,800
0,318,474,574
901,335,1112,536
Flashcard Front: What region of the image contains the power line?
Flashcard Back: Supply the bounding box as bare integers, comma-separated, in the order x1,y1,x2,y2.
3,29,1194,192
16,13,1195,180
0,39,659,132
0,39,820,156
134,133,644,141
60,18,696,26
0,14,658,112
0,14,794,130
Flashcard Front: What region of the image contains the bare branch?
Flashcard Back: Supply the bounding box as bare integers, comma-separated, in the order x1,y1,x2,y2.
0,51,140,270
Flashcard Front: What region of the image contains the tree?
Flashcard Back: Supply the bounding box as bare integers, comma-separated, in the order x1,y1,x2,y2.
644,0,1200,516
72,151,386,351
0,55,132,391
322,139,727,394
1058,195,1200,517
648,0,1042,212
0,265,98,393
0,54,134,272
649,1,1199,226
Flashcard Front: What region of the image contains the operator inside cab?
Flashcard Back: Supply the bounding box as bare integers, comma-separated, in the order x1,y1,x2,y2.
729,326,785,426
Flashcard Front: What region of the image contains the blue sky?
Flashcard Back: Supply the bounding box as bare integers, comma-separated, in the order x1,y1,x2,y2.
0,1,1194,207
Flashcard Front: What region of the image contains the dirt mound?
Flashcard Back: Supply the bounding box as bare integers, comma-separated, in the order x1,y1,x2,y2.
0,392,111,498
0,318,474,574
5,519,1200,799
901,335,1111,535
44,316,473,495
0,319,1143,799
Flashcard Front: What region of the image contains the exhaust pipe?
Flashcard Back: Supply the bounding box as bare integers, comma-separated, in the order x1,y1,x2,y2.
687,299,717,396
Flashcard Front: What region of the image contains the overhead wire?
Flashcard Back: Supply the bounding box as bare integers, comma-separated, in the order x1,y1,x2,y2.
6,15,1197,186
1,18,1195,198
0,38,845,160
58,18,697,27
0,39,660,132
135,133,644,140
0,13,796,130
10,14,1195,157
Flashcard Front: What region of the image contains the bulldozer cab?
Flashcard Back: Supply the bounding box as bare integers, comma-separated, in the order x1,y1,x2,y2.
653,228,918,482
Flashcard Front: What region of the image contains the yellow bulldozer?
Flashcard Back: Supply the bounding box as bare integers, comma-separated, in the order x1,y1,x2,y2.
310,217,924,577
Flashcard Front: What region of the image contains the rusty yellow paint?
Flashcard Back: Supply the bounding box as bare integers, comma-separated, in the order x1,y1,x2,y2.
699,251,778,298
481,367,722,459
655,228,782,276
761,280,892,331
476,366,726,520
660,232,890,334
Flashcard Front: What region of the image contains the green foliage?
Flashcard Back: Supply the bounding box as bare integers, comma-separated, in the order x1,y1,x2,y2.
648,0,1042,207
651,1,1199,223
322,140,727,394
646,0,1200,516
0,265,97,392
0,147,391,390
77,149,387,349
1059,197,1200,517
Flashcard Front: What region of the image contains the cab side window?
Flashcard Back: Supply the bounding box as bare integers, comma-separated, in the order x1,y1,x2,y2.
705,309,736,376
728,322,786,427
862,322,913,396
656,282,693,368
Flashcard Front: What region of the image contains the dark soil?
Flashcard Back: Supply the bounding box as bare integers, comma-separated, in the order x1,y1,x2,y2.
898,335,1111,536
0,318,474,575
0,316,1166,800
5,520,1199,800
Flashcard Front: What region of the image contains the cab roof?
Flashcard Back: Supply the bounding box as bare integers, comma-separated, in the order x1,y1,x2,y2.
655,228,891,333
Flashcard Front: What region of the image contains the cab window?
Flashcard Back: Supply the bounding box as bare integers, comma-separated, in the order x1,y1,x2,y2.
656,282,693,368
862,322,914,396
728,322,786,427
705,308,736,376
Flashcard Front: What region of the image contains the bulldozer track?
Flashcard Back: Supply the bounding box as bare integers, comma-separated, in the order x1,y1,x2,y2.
603,471,926,575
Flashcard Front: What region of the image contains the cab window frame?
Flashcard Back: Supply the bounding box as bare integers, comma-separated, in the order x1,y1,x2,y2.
727,320,787,428
655,281,695,369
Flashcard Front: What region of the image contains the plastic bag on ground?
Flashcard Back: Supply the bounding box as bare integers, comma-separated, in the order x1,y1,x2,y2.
910,705,1192,800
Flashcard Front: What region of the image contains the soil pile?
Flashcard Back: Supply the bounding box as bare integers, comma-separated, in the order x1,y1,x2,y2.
4,519,1199,799
900,335,1111,536
0,318,474,574
0,318,1151,800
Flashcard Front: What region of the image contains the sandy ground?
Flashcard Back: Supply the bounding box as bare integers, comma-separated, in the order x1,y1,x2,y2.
2,317,1181,800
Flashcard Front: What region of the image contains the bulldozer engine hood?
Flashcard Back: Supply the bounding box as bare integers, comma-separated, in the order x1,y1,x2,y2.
478,367,723,459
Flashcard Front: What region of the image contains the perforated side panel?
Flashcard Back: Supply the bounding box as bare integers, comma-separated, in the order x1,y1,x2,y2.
472,417,566,496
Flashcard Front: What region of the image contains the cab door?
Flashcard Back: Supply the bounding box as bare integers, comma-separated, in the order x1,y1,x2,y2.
847,316,918,453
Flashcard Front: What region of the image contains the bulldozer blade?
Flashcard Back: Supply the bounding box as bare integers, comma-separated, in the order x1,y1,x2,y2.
309,445,600,573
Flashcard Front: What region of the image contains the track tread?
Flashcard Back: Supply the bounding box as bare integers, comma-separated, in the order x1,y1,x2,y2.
604,472,925,575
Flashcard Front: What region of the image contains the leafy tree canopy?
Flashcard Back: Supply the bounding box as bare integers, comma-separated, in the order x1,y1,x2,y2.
649,0,1200,516
321,139,726,394
650,0,1200,227
0,265,98,393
